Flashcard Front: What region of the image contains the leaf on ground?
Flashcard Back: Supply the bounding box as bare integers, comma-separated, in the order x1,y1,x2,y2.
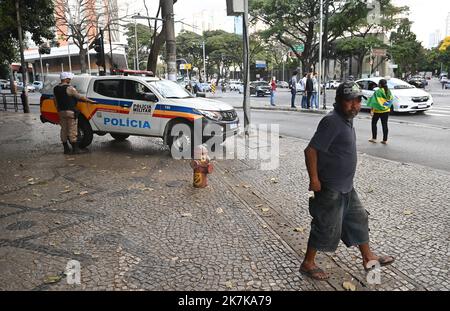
33,193,42,197
255,204,263,208
60,189,71,193
73,251,81,255
141,187,154,191
79,191,89,196
216,208,224,214
141,167,147,170
262,224,268,229
261,207,270,213
65,186,70,189
270,178,279,183
367,189,374,193
181,213,192,218
171,257,179,261
342,281,356,291
242,184,251,189
66,158,75,161
294,227,305,233
54,221,61,225
27,178,34,182
225,281,234,289
44,275,63,284
403,210,413,216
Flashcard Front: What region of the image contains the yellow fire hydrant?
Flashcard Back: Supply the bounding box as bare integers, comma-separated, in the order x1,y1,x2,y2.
190,145,213,188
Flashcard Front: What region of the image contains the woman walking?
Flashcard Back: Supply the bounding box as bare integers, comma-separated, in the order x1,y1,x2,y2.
367,79,394,144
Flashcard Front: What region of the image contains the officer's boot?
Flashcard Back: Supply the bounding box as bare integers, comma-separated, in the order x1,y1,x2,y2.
70,142,88,154
63,142,71,154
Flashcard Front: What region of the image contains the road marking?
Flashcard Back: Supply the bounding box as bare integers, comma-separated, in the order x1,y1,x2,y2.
423,113,450,117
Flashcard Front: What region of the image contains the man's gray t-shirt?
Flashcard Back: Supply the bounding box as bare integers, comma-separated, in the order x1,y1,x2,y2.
309,109,357,193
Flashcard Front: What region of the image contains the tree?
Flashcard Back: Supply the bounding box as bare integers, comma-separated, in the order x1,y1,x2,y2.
0,0,55,75
176,30,203,77
250,0,405,76
389,18,425,76
54,0,123,73
125,23,153,70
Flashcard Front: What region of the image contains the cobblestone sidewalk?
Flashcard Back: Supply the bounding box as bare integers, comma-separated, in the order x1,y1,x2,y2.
0,112,448,291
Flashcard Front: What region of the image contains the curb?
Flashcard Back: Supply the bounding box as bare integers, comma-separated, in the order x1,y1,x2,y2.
234,106,330,114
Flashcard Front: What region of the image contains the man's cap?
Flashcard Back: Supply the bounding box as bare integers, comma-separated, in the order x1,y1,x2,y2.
336,81,367,100
60,72,74,80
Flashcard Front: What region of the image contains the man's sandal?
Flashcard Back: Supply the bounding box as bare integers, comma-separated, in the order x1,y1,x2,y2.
364,256,395,272
300,266,329,281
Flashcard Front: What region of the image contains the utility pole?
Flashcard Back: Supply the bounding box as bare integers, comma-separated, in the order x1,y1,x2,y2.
242,0,251,135
15,0,29,113
108,25,114,73
317,0,323,110
162,0,177,81
134,18,138,70
202,40,206,82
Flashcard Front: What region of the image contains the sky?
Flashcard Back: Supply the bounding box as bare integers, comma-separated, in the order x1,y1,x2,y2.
119,0,450,46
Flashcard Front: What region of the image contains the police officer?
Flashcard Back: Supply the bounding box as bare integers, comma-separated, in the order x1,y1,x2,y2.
54,72,95,154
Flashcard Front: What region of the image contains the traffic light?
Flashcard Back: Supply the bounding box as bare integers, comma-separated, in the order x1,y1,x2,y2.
93,29,106,74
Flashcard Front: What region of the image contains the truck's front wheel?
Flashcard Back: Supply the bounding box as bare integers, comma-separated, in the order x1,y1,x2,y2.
77,116,93,149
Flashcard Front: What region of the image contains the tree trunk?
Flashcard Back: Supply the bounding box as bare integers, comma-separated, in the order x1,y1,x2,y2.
147,30,165,74
79,47,87,74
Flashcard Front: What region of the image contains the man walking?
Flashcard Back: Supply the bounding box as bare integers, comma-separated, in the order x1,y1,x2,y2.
53,72,95,154
289,71,298,108
270,77,277,106
300,73,307,108
300,82,395,280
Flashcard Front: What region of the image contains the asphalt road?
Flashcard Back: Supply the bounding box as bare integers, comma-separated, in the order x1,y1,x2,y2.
6,78,450,171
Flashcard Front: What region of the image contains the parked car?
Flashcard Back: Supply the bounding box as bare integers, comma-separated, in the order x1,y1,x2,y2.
0,79,8,89
407,76,427,88
40,74,239,153
228,80,242,91
196,82,211,92
250,81,271,97
357,77,433,113
17,82,36,92
276,81,289,88
32,81,44,91
444,80,450,89
325,80,341,89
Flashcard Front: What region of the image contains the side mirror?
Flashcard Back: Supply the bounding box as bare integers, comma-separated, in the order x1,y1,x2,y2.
144,93,158,102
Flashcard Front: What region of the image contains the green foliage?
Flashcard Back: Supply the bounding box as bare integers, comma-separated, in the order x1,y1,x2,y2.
125,23,154,70
389,19,425,75
0,0,54,72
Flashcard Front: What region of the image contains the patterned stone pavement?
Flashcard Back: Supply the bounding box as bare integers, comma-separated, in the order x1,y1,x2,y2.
0,112,448,291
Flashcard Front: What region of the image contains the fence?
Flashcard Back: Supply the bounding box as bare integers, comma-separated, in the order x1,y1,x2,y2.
1,94,21,112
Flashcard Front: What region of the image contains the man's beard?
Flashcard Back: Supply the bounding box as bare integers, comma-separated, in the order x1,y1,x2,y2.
344,108,360,119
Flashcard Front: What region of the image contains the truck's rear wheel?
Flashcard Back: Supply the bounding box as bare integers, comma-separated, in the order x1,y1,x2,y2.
77,116,93,149
110,133,130,141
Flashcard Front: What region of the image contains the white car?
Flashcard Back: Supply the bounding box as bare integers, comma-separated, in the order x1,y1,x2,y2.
40,75,239,154
356,77,433,113
32,81,44,91
325,80,341,89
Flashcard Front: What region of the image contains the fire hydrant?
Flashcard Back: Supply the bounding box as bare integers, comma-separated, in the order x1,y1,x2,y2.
190,145,213,188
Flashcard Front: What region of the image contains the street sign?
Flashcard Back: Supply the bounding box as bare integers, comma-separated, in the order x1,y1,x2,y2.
226,0,245,16
255,60,266,69
180,64,192,70
372,48,387,57
294,44,304,53
389,64,398,69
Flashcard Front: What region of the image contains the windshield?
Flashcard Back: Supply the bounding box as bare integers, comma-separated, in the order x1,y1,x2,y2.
387,78,415,90
147,80,194,99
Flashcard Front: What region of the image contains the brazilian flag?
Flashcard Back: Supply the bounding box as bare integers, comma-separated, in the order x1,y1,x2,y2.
367,88,394,113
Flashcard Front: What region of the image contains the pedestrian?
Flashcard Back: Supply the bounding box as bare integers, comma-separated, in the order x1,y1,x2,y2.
289,71,298,108
305,73,314,109
311,72,319,109
53,72,95,154
367,79,394,145
300,73,308,108
270,77,277,106
193,82,199,94
300,81,395,281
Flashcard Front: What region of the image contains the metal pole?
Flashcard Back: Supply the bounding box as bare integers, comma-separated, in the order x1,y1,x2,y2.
134,18,138,70
202,40,206,81
67,41,72,72
87,43,92,75
15,0,29,113
162,1,177,81
317,0,323,109
39,53,44,82
108,24,114,73
242,0,251,134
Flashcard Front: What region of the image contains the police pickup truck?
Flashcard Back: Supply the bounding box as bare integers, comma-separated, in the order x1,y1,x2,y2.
40,75,239,156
